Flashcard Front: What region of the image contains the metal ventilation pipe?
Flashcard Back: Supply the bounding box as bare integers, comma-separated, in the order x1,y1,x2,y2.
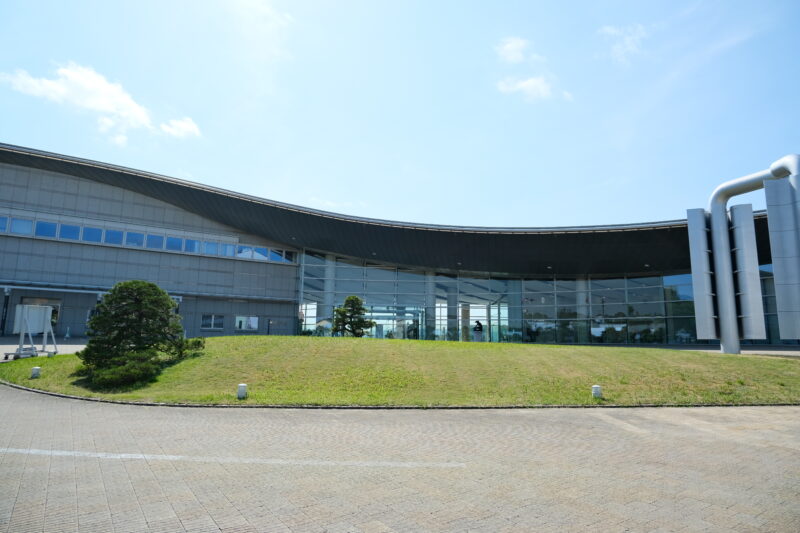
708,154,800,354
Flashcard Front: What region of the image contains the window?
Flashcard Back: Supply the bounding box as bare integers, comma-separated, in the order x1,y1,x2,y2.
236,245,253,259
125,232,145,247
269,249,284,262
235,315,258,331
82,227,103,242
253,247,268,260
221,243,236,257
284,251,296,263
59,224,80,240
184,239,200,253
34,221,57,237
104,229,123,244
203,241,219,255
166,236,183,251
0,216,6,232
146,235,164,249
10,218,33,235
201,314,224,330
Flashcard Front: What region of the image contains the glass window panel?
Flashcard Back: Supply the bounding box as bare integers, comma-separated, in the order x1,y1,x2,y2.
524,293,555,305
10,218,33,235
0,216,6,232
221,243,236,257
555,305,589,319
365,281,395,293
234,315,258,331
524,320,557,343
627,276,662,288
591,278,626,290
523,279,555,292
335,264,363,279
592,303,628,318
557,320,590,343
396,281,425,294
202,241,218,255
663,273,692,285
303,266,327,279
201,314,224,329
82,227,102,242
184,239,200,253
397,269,425,281
363,293,395,305
166,236,183,251
760,277,775,296
667,317,697,344
269,249,284,262
628,286,663,303
488,279,510,293
213,315,224,329
763,296,777,314
523,306,556,319
302,291,325,304
591,289,625,305
759,264,773,276
628,302,665,317
663,284,694,301
590,319,627,343
59,224,80,240
104,229,123,245
146,235,164,249
201,315,213,329
35,221,57,237
284,251,296,263
253,247,268,260
460,277,491,292
554,279,579,291
555,292,586,306
395,293,426,305
236,245,253,259
365,266,396,281
628,318,666,343
303,278,326,292
459,293,493,304
336,280,364,293
666,300,695,316
125,232,145,247
304,252,327,265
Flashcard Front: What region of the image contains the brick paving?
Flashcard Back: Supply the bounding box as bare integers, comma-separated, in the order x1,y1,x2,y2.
0,386,798,532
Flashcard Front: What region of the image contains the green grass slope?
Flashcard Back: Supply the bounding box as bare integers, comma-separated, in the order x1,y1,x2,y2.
1,336,799,406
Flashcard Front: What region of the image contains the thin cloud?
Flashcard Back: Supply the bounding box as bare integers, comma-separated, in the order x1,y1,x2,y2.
495,37,546,64
497,77,552,100
0,62,200,145
599,24,648,65
160,117,201,138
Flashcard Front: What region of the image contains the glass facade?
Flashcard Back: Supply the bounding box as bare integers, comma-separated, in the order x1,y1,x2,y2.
298,251,793,345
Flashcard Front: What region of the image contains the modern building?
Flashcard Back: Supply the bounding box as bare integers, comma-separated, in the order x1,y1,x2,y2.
0,143,796,346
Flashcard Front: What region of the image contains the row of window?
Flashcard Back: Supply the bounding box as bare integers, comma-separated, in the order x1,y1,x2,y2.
201,314,260,331
0,215,296,264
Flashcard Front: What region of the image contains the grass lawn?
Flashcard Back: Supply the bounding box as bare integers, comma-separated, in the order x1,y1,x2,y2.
1,336,799,406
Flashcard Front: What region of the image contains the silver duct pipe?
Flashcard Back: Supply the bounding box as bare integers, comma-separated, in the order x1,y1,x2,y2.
707,154,800,354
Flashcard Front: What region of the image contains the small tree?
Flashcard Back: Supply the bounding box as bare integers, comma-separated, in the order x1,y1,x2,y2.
332,295,375,337
78,280,185,387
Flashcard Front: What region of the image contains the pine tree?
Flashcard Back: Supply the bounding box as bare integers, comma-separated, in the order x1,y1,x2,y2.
332,295,375,337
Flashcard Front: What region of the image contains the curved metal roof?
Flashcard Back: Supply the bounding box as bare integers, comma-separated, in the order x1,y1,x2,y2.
0,143,772,276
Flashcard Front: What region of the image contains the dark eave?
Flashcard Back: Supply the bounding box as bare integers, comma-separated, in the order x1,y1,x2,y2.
0,143,772,276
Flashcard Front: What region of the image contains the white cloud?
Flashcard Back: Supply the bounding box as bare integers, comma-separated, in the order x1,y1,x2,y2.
496,77,552,100
599,24,648,65
496,37,529,63
495,37,546,64
160,117,201,138
0,62,200,145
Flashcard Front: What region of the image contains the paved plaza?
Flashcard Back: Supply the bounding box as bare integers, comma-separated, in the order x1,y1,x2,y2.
0,386,797,532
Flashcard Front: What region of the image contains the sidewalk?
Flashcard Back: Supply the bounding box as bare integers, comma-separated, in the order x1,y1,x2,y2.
1,336,86,360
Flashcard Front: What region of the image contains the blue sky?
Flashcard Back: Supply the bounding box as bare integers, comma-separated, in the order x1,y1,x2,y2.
1,0,798,227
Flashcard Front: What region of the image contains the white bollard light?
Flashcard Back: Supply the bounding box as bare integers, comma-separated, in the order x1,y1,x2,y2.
237,383,248,400
31,367,41,379
592,384,602,399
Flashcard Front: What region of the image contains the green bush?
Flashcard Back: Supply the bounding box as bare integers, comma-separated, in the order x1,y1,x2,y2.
88,349,161,389
166,336,206,363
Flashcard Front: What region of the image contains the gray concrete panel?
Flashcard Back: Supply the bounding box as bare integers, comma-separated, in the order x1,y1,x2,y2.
686,209,717,339
765,178,800,339
730,204,765,339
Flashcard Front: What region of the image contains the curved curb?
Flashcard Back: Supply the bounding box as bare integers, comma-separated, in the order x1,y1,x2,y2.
2,380,799,410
